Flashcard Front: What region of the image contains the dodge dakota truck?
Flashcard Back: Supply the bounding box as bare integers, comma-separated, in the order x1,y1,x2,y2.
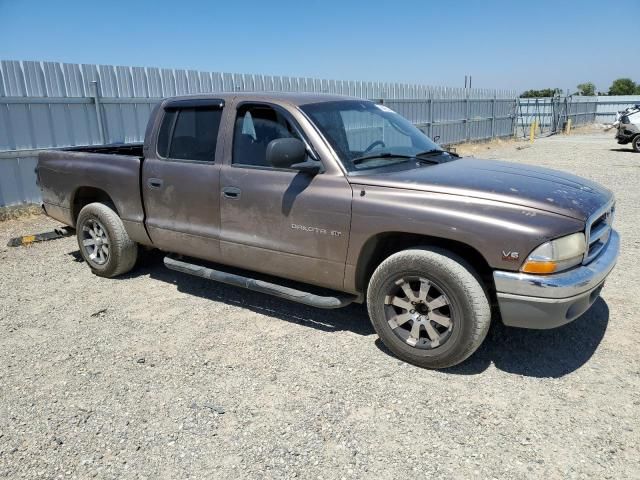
37,93,620,368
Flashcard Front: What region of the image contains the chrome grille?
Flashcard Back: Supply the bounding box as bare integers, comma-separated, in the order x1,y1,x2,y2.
583,201,614,264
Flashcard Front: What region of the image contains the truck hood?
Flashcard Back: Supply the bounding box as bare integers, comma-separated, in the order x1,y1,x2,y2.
350,158,613,221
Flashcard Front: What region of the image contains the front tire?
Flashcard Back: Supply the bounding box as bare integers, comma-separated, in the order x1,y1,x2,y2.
367,247,491,369
632,135,640,153
76,202,138,278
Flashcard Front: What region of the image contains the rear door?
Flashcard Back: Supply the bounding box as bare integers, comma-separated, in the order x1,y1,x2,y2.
142,98,226,261
218,102,353,290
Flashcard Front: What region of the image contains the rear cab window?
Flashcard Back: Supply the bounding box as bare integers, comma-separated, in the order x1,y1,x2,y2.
157,103,223,162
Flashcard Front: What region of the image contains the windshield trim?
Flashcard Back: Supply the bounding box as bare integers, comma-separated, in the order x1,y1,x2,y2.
346,158,430,176
351,152,419,164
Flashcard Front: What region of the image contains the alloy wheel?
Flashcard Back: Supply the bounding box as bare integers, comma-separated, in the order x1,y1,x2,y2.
384,276,454,349
81,218,110,266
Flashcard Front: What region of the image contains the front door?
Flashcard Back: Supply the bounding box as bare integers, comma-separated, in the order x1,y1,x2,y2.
219,102,352,290
142,99,225,261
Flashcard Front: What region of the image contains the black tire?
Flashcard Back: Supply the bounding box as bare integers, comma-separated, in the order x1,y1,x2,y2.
633,135,640,153
367,247,491,369
76,202,138,278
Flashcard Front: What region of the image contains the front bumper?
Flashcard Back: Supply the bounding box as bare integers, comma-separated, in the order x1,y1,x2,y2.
493,230,620,329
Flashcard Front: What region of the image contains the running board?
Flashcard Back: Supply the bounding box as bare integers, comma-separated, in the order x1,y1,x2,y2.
164,256,356,309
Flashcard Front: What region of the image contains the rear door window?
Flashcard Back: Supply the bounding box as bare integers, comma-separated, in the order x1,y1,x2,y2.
157,106,222,162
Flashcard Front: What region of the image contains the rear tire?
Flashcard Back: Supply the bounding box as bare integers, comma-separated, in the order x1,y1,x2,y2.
367,247,491,369
632,135,640,153
76,202,138,278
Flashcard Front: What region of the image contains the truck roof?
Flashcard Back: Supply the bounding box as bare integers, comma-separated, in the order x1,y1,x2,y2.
161,92,359,107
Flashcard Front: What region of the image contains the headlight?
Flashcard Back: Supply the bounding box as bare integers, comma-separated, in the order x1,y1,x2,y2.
521,232,586,274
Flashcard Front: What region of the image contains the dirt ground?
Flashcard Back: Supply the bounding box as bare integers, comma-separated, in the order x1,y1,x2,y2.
1,131,639,479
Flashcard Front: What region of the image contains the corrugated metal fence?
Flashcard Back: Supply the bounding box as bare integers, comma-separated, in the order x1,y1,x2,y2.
2,60,634,208
515,96,640,137
0,60,518,207
514,97,599,137
385,97,516,146
594,96,640,123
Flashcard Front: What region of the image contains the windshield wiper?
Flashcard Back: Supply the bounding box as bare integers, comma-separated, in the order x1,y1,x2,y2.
351,152,417,165
415,149,459,158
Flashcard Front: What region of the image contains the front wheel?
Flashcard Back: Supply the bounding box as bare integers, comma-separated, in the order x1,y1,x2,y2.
76,202,138,278
367,247,491,369
633,135,640,153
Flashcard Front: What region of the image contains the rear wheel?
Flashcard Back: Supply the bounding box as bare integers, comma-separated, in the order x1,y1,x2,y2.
367,247,491,369
76,202,138,278
633,135,640,153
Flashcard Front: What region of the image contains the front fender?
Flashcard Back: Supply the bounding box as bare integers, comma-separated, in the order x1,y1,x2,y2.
344,185,584,292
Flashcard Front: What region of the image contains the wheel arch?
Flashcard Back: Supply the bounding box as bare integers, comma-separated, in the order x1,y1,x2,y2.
354,232,495,297
71,187,118,226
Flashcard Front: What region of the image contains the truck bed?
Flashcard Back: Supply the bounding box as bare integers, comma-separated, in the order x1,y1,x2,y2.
37,144,149,244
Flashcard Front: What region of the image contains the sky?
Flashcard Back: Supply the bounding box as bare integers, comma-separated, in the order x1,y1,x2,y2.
0,0,638,93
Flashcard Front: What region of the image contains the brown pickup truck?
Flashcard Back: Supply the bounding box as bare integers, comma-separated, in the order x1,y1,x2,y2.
37,93,619,368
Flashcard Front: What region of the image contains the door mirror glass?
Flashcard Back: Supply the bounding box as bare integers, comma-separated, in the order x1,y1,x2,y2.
266,138,307,169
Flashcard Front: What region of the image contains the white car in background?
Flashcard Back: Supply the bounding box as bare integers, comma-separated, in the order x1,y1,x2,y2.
613,104,640,152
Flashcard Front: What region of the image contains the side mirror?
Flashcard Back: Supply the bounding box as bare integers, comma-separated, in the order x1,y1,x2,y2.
267,138,306,169
433,135,441,143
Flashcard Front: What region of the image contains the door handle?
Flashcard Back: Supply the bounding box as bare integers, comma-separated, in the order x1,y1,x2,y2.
148,178,164,189
222,186,241,199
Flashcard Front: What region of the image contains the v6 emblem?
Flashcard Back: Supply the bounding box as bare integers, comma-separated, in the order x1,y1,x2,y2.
502,250,520,261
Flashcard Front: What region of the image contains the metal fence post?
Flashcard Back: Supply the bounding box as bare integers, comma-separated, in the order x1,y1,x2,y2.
491,92,496,139
512,97,519,138
427,92,433,138
90,80,106,145
465,89,470,141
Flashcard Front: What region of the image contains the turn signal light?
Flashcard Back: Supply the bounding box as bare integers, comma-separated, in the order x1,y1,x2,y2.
521,260,558,274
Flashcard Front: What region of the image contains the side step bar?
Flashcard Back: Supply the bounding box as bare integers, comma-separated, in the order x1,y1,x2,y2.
164,256,357,309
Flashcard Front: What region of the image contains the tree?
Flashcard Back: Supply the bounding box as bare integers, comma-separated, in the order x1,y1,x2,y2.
520,88,561,98
608,78,637,95
577,82,596,96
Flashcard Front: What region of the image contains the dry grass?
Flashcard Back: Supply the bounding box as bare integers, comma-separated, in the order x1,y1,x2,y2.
0,204,42,222
452,136,522,157
451,124,612,157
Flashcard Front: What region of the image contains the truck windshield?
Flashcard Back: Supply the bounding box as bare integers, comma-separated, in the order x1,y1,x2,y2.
301,100,445,171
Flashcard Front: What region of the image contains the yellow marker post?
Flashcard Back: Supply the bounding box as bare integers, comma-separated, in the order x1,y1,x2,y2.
529,121,536,143
565,118,572,135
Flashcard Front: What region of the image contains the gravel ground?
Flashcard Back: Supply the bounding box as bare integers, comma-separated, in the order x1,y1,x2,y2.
1,131,639,479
